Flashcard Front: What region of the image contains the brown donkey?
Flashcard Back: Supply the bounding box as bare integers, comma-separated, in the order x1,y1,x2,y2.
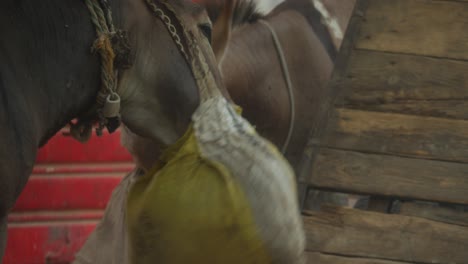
75,1,309,264
74,0,355,263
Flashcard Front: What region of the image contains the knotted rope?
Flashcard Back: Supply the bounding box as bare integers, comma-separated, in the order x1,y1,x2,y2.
85,0,117,105
69,0,131,142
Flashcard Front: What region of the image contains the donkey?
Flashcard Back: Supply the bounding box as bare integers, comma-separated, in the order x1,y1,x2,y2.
126,0,355,177
0,0,234,261
81,0,306,262
209,0,357,208
74,0,355,263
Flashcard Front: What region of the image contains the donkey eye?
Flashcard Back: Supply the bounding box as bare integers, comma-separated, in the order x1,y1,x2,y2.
198,23,212,43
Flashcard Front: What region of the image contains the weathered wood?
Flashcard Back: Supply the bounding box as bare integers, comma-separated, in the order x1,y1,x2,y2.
397,201,468,227
334,50,468,120
303,188,349,211
320,108,468,163
342,100,468,121
297,0,369,199
309,148,468,204
304,206,468,264
356,0,468,60
307,252,409,264
367,196,392,213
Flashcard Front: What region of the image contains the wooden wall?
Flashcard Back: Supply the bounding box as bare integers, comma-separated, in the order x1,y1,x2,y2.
302,0,468,263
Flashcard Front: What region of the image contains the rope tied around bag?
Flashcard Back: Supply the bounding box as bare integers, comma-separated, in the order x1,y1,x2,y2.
69,0,131,142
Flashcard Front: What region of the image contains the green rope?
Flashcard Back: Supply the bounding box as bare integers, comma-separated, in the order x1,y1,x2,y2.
69,0,119,142
84,0,117,103
85,0,111,34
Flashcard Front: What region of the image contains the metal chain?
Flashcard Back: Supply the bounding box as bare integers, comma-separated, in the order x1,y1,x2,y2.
159,1,218,100
144,0,189,62
144,0,221,101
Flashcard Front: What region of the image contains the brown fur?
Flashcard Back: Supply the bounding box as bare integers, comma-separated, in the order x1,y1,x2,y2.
222,11,334,169
75,1,356,263
211,0,236,63
122,0,355,185
205,0,355,210
218,0,355,169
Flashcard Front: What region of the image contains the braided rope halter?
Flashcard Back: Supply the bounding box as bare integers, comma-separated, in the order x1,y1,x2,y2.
69,0,131,142
74,0,216,143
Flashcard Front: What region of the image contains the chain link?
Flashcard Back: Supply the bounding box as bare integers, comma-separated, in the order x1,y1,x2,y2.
144,0,189,62
143,0,221,101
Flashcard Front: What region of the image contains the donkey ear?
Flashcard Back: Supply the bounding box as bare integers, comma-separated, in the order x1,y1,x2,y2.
211,0,236,64
199,0,222,24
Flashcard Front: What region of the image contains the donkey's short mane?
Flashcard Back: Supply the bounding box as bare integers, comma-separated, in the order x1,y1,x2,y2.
205,0,264,28
232,0,263,27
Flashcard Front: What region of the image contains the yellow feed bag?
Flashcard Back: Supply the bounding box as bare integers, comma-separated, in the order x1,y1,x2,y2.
126,126,271,264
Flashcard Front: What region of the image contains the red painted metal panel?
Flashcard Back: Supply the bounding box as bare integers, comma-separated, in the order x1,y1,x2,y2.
36,129,132,163
2,222,97,264
8,211,104,223
13,175,124,211
6,125,134,263
32,163,134,175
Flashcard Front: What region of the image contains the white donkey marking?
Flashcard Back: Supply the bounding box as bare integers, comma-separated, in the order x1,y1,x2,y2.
257,0,283,13
312,0,343,41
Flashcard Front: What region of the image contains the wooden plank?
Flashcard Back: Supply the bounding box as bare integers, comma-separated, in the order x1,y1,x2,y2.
335,50,468,120
309,148,468,204
307,252,409,264
396,201,468,227
297,0,370,199
319,0,358,49
367,196,392,213
320,108,468,163
356,0,468,60
304,206,468,264
342,100,468,121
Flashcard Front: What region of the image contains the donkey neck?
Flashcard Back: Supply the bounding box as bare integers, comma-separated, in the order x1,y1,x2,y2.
159,0,226,104
220,18,288,103
0,1,127,147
